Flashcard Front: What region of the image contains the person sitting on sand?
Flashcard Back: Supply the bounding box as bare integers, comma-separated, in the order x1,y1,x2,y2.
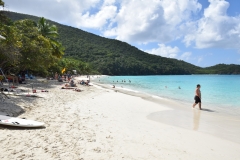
82,80,89,86
79,80,85,85
65,79,77,87
69,79,77,87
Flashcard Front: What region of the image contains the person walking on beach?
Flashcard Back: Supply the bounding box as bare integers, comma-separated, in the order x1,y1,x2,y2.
193,84,201,110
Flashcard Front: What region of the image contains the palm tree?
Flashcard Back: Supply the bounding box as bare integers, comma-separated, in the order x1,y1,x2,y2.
37,17,64,58
37,17,58,38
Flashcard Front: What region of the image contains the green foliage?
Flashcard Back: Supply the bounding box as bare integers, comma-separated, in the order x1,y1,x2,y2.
61,58,93,74
3,11,240,75
37,17,58,38
204,64,240,74
37,17,64,58
0,16,22,73
0,0,4,7
0,12,67,76
14,19,55,74
48,57,95,75
55,25,203,75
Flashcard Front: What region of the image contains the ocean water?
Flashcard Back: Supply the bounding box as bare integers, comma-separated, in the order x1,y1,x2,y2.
93,75,240,116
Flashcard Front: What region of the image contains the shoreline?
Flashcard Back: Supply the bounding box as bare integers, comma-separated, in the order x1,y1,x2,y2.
95,75,240,117
92,80,239,115
91,81,240,144
0,77,240,159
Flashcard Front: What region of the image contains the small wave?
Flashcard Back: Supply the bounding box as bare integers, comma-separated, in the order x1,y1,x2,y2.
151,95,164,100
116,87,139,93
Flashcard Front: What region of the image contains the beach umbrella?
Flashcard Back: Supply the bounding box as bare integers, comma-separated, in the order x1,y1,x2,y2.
0,35,6,40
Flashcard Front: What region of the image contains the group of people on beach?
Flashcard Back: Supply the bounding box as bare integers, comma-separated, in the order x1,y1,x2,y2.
78,80,90,86
61,76,91,92
63,79,91,87
52,71,92,91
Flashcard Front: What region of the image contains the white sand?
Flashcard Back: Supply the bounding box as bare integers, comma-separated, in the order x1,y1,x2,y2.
0,77,240,160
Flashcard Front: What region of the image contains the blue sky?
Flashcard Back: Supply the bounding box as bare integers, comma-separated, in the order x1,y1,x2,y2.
2,0,240,67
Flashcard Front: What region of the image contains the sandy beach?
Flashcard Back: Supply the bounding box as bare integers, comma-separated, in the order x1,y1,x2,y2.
0,77,240,160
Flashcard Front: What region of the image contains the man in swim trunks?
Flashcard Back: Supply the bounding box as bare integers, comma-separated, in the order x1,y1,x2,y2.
192,84,201,110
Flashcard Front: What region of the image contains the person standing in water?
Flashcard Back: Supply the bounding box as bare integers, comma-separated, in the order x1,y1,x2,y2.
193,84,201,110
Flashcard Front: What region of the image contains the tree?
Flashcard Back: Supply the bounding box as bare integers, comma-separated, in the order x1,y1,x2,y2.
0,13,66,76
37,17,64,58
52,57,94,75
14,19,55,74
0,0,4,7
0,23,21,73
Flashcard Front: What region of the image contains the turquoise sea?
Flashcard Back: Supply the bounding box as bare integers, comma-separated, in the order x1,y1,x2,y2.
93,75,240,116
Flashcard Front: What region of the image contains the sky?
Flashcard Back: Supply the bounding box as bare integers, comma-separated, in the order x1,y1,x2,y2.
1,0,240,67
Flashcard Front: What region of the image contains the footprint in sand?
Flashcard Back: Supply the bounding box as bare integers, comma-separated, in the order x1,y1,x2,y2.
93,147,101,153
106,135,113,139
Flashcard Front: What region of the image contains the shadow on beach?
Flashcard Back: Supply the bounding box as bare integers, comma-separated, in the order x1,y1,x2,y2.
0,77,65,118
201,108,215,112
0,125,46,130
0,101,25,117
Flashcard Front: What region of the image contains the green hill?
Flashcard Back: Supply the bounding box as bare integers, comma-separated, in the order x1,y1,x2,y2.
204,64,240,74
2,11,240,75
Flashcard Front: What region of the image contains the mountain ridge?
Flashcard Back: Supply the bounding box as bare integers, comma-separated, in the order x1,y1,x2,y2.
2,11,240,75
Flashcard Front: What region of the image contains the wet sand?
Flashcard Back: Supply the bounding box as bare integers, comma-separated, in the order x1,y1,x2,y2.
95,82,240,144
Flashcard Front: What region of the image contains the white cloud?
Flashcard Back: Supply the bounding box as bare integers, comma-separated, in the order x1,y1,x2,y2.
183,0,240,50
3,0,202,45
145,44,180,58
181,52,192,60
103,0,202,43
4,0,240,52
74,5,117,28
4,0,102,24
103,0,116,5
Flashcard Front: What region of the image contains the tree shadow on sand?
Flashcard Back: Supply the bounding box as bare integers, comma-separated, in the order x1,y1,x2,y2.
0,100,25,117
0,100,46,130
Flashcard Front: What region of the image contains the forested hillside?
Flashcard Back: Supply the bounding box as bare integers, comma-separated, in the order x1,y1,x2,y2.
2,11,240,75
204,64,240,74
